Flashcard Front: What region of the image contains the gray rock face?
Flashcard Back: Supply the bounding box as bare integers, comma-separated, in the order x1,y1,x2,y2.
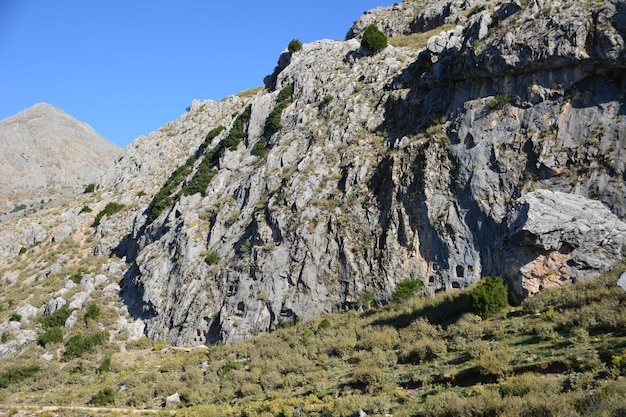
166,393,181,407
43,297,67,316
507,190,626,300
0,330,37,360
96,0,626,346
127,319,146,342
618,271,626,291
346,3,421,39
64,310,79,329
346,0,483,39
16,304,38,324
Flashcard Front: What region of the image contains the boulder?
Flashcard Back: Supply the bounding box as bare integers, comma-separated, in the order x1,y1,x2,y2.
69,292,89,310
507,190,626,300
16,304,38,323
165,393,181,407
43,297,67,315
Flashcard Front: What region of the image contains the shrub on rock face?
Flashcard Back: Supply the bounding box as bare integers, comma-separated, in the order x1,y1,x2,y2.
205,251,220,265
470,276,509,318
288,38,302,53
94,202,125,225
361,24,388,53
392,278,423,302
39,305,73,329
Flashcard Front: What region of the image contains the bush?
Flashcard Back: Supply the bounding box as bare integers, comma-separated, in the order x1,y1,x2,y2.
277,84,294,103
327,335,357,357
399,337,447,364
318,318,331,331
359,326,398,351
8,313,21,322
263,84,294,141
63,331,109,360
222,105,252,151
94,202,125,225
0,365,40,388
79,205,92,214
39,305,73,329
487,94,511,109
38,327,63,347
476,347,513,378
360,292,374,310
205,251,220,265
84,183,96,193
147,154,197,223
199,125,226,154
91,386,116,406
69,269,86,285
251,137,268,158
182,163,218,197
84,303,101,322
392,278,423,302
97,356,112,374
11,204,26,213
470,276,509,318
288,38,302,53
499,373,559,397
352,361,385,392
127,336,153,350
361,24,387,53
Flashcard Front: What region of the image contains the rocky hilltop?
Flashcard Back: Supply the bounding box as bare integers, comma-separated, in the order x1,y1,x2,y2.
0,103,120,213
0,0,625,349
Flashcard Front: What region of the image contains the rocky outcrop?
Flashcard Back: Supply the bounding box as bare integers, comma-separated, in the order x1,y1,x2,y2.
507,190,626,301
346,0,484,39
94,0,626,345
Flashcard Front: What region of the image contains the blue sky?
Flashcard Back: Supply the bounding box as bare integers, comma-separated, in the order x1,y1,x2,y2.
0,1,386,147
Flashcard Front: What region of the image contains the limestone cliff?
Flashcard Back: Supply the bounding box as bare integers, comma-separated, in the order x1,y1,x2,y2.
1,0,625,347
92,0,625,345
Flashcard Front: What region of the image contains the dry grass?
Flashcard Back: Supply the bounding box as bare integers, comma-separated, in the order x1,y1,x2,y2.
388,24,457,50
236,87,263,98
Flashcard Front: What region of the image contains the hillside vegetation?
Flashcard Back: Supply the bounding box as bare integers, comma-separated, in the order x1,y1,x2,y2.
1,265,625,416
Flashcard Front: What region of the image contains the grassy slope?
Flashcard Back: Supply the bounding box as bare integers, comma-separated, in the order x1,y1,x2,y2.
1,264,625,417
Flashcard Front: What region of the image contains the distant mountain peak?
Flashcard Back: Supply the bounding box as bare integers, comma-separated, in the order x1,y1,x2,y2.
0,103,120,212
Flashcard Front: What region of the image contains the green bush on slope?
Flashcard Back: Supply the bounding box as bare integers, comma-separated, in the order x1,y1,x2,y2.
361,24,388,53
470,276,509,318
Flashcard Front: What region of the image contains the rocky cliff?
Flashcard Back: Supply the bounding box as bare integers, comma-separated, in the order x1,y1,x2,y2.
1,0,625,348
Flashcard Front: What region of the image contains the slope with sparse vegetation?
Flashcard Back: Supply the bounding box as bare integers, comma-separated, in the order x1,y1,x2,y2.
1,264,625,416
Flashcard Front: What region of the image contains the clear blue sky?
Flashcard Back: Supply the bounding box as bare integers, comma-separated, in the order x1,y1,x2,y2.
0,1,387,147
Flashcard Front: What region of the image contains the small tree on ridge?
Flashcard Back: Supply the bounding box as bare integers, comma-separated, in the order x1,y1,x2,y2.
361,24,387,53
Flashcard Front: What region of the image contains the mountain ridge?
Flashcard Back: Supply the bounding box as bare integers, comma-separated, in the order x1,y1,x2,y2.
0,0,626,412
0,0,624,352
